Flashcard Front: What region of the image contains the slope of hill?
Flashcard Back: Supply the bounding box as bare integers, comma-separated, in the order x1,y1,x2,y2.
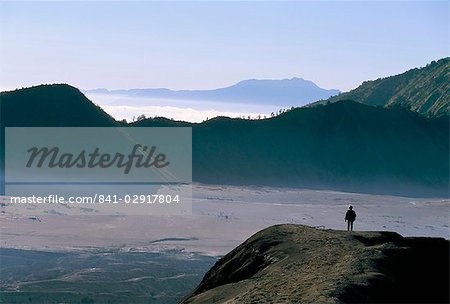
85,78,341,107
181,224,449,304
317,58,449,117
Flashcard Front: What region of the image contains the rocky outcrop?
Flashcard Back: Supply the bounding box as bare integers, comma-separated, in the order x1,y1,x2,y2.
181,224,449,303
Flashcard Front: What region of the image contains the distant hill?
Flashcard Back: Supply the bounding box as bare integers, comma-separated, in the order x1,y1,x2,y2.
315,58,449,117
181,224,449,303
1,84,448,196
85,78,341,107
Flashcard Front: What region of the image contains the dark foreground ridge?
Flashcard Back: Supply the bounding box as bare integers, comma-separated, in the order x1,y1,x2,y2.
181,224,449,304
1,83,449,197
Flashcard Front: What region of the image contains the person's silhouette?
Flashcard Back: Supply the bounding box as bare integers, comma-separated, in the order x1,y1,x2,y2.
345,205,356,231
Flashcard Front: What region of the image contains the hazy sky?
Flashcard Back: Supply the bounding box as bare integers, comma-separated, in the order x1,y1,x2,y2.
0,1,448,92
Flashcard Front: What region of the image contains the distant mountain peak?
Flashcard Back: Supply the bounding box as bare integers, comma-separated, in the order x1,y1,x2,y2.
84,78,341,107
233,77,321,88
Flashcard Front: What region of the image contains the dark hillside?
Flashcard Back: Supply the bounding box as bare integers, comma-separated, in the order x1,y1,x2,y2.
1,84,448,196
137,101,449,196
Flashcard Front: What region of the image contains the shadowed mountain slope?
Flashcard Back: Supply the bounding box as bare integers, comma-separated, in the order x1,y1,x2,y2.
135,101,449,196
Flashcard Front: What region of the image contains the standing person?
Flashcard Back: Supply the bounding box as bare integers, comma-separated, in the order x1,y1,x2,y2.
345,205,356,231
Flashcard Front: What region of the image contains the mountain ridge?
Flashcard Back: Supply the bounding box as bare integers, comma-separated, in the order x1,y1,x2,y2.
1,84,448,197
